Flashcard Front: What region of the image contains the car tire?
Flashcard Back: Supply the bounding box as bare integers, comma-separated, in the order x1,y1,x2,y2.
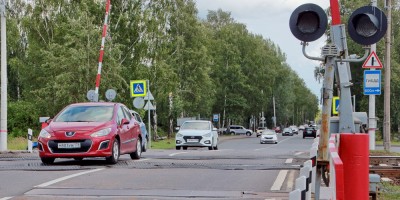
208,146,213,150
213,144,218,150
41,157,55,164
246,132,252,136
106,139,120,164
230,131,235,135
130,138,142,160
142,136,148,152
176,146,181,150
183,146,188,150
275,141,278,144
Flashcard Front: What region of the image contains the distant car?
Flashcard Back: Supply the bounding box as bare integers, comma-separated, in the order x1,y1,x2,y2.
282,127,294,136
303,127,317,138
226,125,253,136
274,127,282,133
289,125,299,134
260,129,278,144
130,110,148,152
299,125,305,131
38,102,142,164
175,120,218,150
256,127,266,137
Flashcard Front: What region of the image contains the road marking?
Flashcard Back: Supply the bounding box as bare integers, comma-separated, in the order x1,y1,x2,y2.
35,168,104,188
169,152,188,156
286,170,295,191
137,158,151,162
0,197,13,200
294,152,303,156
285,158,293,164
271,170,288,191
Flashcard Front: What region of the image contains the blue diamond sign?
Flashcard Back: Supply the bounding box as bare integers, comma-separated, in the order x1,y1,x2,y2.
364,70,381,95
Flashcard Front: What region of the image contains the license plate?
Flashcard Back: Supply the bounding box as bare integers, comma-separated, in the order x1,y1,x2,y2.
187,139,199,143
58,143,81,149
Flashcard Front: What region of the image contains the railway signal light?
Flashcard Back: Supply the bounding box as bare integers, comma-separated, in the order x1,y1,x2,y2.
348,6,387,45
289,3,328,42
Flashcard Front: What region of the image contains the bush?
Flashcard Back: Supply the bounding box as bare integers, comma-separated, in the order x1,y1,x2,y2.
8,101,41,137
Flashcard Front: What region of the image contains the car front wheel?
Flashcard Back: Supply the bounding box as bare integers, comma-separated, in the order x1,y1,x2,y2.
41,157,55,164
106,139,120,164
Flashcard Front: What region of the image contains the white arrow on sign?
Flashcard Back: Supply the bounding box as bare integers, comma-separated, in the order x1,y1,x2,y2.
362,51,383,69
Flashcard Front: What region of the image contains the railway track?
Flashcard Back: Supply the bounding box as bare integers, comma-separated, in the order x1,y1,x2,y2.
369,156,400,180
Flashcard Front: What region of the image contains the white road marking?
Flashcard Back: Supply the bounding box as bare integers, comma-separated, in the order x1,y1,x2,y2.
286,170,295,191
294,152,303,156
285,158,293,164
168,152,188,156
270,170,288,191
35,168,104,188
137,158,151,162
0,197,13,200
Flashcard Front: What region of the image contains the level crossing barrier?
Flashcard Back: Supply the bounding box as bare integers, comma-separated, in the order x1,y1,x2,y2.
329,134,344,200
289,138,318,200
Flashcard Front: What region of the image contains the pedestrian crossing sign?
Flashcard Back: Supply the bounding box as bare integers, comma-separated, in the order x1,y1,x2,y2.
130,80,147,97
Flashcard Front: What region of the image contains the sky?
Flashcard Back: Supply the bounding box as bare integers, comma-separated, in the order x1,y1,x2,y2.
195,0,331,101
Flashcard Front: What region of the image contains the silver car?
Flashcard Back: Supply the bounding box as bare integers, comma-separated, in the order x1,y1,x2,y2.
175,120,219,150
260,129,278,144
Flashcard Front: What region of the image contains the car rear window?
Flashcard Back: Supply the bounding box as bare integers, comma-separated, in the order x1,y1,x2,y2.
54,105,114,122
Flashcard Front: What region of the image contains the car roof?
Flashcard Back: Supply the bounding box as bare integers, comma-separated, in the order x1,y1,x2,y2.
184,120,211,123
69,102,118,106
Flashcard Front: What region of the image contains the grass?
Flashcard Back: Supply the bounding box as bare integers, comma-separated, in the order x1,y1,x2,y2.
375,140,400,146
379,182,400,200
150,138,175,149
370,150,400,156
7,137,31,150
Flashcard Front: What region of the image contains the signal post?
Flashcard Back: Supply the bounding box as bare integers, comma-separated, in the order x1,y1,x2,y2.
289,0,387,199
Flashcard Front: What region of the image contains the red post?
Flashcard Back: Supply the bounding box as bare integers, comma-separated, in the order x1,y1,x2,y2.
330,0,341,25
339,134,369,200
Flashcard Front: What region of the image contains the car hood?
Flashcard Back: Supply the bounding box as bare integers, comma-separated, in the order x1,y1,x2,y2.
47,122,110,132
178,130,212,136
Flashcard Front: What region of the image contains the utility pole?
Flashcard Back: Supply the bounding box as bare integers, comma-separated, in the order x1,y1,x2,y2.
368,0,377,150
0,0,7,151
383,0,392,151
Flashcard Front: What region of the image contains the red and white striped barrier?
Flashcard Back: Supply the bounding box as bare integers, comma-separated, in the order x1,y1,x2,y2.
329,134,344,200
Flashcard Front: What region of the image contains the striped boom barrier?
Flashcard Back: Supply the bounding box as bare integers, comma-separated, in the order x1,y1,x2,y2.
329,134,344,200
94,0,111,101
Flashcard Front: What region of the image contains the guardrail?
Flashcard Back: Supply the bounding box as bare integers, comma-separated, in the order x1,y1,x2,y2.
289,138,319,200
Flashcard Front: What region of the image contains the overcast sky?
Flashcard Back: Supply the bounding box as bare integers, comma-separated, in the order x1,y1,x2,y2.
195,0,331,101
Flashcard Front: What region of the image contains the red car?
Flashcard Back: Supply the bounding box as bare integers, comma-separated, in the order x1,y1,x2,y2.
38,102,142,164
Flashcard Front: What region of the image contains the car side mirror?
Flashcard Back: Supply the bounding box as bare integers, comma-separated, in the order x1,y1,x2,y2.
175,127,180,131
120,118,129,126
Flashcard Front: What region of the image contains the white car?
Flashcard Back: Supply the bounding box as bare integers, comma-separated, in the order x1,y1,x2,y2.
260,130,278,144
175,120,218,150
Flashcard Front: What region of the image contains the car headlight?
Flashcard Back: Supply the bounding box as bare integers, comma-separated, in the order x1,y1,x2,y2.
176,133,183,138
203,132,212,137
91,128,112,137
39,129,51,139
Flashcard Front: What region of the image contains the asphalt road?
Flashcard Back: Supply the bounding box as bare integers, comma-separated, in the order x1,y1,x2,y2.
0,133,315,200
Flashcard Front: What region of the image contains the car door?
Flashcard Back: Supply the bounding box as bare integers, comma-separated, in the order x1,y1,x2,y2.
116,106,133,153
122,106,139,152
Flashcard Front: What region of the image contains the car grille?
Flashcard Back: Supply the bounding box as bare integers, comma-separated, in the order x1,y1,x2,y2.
48,139,92,153
183,136,203,142
264,137,273,139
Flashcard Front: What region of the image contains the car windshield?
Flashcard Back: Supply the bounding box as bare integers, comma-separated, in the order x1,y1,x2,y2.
181,122,210,130
54,105,114,122
263,131,275,135
283,128,291,132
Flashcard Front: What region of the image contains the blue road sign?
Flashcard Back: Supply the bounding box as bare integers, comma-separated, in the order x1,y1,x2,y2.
213,114,219,122
130,80,147,97
364,70,381,95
